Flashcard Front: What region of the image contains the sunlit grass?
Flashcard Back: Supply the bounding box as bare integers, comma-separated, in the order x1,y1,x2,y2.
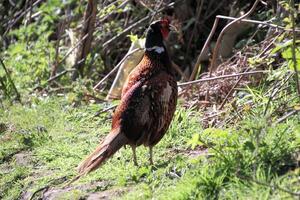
0,95,299,199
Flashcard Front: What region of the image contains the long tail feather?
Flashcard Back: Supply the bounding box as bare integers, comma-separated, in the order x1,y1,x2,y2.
77,128,127,176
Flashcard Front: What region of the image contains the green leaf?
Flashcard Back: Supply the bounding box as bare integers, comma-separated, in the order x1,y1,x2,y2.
271,40,300,55
288,59,300,71
187,133,202,149
282,48,293,59
127,34,139,43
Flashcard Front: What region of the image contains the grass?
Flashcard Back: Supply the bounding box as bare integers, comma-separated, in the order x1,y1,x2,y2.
0,92,299,199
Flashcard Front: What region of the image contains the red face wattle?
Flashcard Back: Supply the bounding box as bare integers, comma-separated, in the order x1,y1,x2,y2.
160,20,170,39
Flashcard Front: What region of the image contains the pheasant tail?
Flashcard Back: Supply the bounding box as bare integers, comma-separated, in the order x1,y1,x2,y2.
77,128,127,175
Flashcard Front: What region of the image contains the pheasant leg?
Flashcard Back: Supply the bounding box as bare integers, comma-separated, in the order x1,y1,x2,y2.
132,146,138,166
149,146,153,165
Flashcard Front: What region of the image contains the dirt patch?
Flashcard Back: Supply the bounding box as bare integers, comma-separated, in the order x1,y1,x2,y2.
167,146,208,158
86,187,128,200
186,147,209,158
0,162,11,174
43,181,109,199
22,177,130,200
20,174,68,200
26,180,127,200
14,152,33,166
0,122,16,132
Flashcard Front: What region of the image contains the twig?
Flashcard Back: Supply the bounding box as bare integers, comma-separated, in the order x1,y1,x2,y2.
200,111,227,122
94,105,117,117
189,17,219,81
263,72,294,116
202,0,261,103
172,61,188,81
98,0,130,24
0,58,21,102
93,48,142,90
58,34,89,67
30,175,68,200
271,87,295,102
51,20,66,77
84,93,107,103
24,0,34,48
257,33,282,58
264,70,293,96
94,1,180,88
190,9,279,81
290,0,300,100
31,69,75,91
219,55,248,110
210,0,261,74
47,69,75,83
29,185,50,200
276,110,299,124
72,0,98,80
203,0,227,22
102,1,176,48
219,70,246,110
216,15,300,32
185,0,204,69
3,0,45,36
178,70,268,87
137,0,155,12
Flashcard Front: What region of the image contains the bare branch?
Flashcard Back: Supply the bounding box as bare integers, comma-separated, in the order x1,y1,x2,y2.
179,70,268,87
93,105,117,118
219,69,247,110
72,0,98,80
189,12,292,82
47,69,75,83
93,48,143,90
3,0,45,36
210,0,261,74
264,72,294,116
185,0,204,71
59,34,89,67
276,109,299,124
216,15,300,32
102,1,175,48
189,17,220,81
172,61,188,81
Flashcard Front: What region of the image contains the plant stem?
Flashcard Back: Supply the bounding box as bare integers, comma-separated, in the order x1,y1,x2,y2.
0,58,21,102
290,0,300,100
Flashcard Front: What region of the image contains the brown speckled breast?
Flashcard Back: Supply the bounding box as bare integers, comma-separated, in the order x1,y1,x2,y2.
112,51,178,147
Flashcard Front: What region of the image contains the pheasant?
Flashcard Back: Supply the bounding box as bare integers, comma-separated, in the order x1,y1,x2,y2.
78,19,178,175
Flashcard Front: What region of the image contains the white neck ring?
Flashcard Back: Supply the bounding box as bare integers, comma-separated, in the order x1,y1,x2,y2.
146,46,165,54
